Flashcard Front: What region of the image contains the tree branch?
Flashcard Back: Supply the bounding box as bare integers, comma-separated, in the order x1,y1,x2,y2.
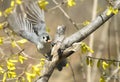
36,25,66,82
61,0,120,50
36,0,120,82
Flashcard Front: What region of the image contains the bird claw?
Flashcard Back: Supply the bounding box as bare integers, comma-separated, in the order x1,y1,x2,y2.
45,55,53,61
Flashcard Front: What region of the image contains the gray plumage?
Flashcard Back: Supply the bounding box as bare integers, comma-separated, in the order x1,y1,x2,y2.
24,1,51,58
7,1,66,71
7,2,51,58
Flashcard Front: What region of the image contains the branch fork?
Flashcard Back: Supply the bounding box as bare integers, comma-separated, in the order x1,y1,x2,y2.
36,0,120,82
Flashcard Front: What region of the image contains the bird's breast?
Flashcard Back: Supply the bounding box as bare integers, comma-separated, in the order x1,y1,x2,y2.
38,42,51,55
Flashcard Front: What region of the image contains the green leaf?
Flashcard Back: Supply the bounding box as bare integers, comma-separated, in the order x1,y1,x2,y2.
97,60,101,68
38,0,49,10
4,7,13,17
0,37,4,45
7,71,16,78
32,66,40,75
102,61,109,70
10,0,15,7
9,59,18,63
2,72,7,82
18,55,27,64
106,6,118,16
26,72,36,82
16,39,28,44
0,66,4,74
86,57,90,65
16,0,22,5
0,11,2,17
119,62,120,67
81,42,94,54
99,76,105,82
0,23,4,30
67,0,76,7
90,59,93,67
11,41,17,47
7,60,16,71
40,58,45,66
66,63,69,67
82,20,90,26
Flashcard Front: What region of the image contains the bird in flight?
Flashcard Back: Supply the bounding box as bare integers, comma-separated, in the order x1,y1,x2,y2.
7,1,66,71
7,1,52,59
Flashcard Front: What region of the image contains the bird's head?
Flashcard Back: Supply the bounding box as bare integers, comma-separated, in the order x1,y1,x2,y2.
37,32,51,49
39,32,51,43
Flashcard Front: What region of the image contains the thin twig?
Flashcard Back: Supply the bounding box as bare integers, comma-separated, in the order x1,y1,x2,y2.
87,0,98,81
0,78,17,82
48,1,67,12
68,61,77,82
107,18,112,77
91,19,110,81
106,68,120,82
113,15,120,82
3,28,40,60
52,0,79,30
86,56,120,62
107,18,111,61
0,47,6,59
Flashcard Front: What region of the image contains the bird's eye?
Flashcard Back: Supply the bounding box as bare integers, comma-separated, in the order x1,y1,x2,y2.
43,36,45,39
46,36,50,40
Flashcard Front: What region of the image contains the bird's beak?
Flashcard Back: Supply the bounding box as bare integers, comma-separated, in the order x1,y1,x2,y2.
47,40,52,43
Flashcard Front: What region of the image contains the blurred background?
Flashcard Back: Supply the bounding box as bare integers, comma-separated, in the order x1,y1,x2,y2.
0,0,120,82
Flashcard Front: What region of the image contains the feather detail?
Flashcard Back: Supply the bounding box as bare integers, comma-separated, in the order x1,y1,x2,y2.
7,10,40,45
25,1,46,32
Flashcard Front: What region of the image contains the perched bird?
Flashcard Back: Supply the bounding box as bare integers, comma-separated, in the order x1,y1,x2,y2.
7,1,66,71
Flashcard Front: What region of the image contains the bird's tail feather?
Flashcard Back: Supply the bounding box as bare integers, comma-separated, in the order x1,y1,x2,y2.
56,59,67,71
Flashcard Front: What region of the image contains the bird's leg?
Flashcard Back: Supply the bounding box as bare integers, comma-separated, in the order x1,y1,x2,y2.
45,51,53,61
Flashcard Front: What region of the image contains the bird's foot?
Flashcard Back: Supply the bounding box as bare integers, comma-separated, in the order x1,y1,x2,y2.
45,55,53,61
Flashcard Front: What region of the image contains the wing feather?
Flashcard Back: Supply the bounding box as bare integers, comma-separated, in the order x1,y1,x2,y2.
25,1,46,33
7,11,39,45
27,2,45,22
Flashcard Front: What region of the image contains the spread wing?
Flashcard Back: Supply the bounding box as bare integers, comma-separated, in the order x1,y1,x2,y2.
7,11,40,45
25,1,46,35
